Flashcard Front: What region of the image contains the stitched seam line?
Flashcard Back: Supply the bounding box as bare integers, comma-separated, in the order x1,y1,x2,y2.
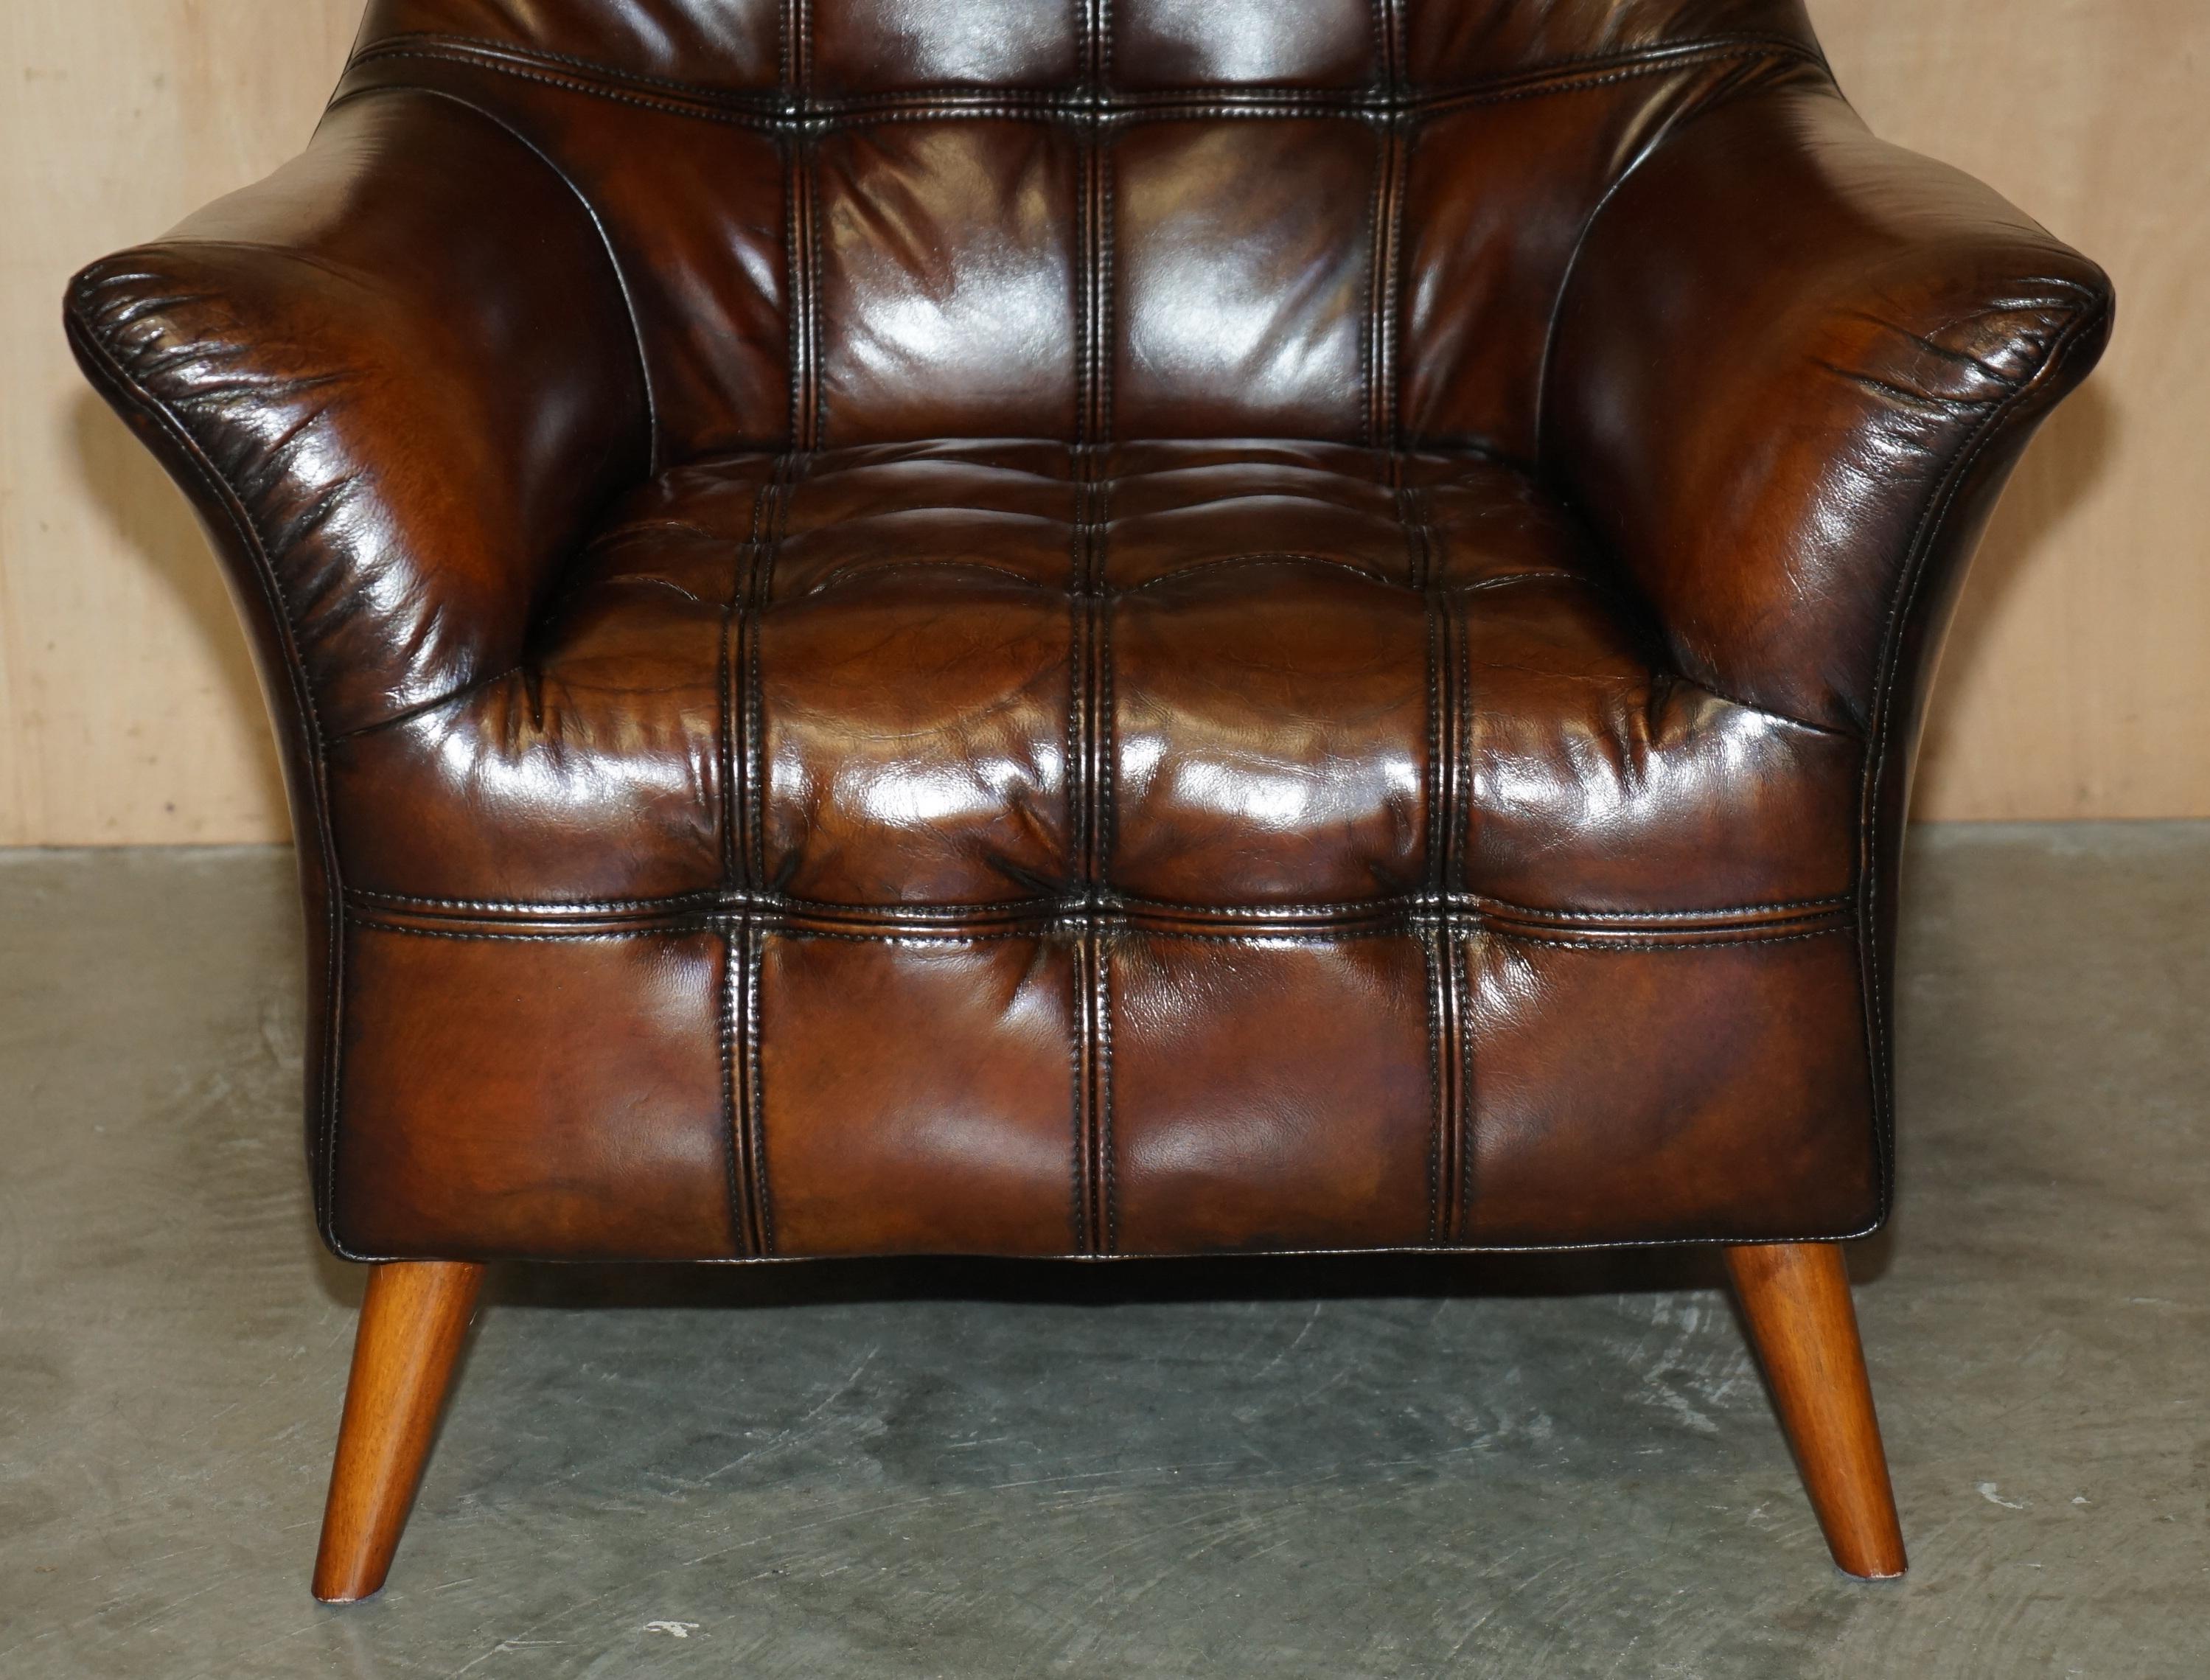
1364,0,1404,449
1095,464,1118,1253
1081,69,1117,445
1067,443,1097,1252
1378,124,1408,450
323,83,660,475
725,933,760,1255
806,557,1045,593
1414,473,1445,1242
343,883,1854,924
742,444,803,1255
63,306,353,1258
787,146,823,450
351,27,1816,99
716,467,759,1252
1446,587,1477,1238
346,912,1852,953
1488,925,1847,953
1358,124,1381,448
344,35,1820,124
1067,909,1087,1252
1533,53,1822,472
1853,293,2112,1230
1098,927,1117,1254
1453,933,1475,1243
746,913,775,1255
1422,925,1443,1246
344,908,1851,943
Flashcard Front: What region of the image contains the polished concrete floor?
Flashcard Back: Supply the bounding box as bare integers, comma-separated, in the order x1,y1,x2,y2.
0,826,2204,1678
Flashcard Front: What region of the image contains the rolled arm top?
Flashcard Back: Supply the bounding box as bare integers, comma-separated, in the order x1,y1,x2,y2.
1545,77,2113,736
65,89,652,742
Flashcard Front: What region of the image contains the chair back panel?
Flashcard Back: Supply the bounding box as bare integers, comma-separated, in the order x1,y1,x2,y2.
345,0,1825,455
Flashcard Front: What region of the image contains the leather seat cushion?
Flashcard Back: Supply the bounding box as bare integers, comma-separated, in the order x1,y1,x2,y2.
330,439,1858,910
325,441,1880,1261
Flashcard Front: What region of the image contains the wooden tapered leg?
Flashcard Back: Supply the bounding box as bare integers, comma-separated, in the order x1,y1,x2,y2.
313,1261,485,1603
1725,1242,1906,1578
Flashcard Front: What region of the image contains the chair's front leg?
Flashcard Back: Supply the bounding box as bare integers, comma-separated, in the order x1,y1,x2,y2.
313,1261,486,1603
1725,1242,1908,1579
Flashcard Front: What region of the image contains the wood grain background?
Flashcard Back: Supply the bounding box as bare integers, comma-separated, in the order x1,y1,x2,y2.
2,2,2203,844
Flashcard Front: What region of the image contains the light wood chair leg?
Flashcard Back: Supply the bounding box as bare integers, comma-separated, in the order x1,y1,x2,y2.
313,1261,485,1603
1725,1241,1907,1580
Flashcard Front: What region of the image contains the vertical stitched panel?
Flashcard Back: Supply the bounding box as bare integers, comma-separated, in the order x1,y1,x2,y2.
357,0,786,87
756,571,1075,903
812,0,1081,91
325,596,726,905
1453,575,1861,911
1463,927,1880,1244
1067,434,1115,1248
1401,0,1818,86
1112,0,1375,88
1398,65,1727,456
757,933,1081,1255
717,456,784,1253
1109,931,1434,1254
335,925,736,1261
1109,562,1429,904
1112,119,1377,442
814,121,1081,446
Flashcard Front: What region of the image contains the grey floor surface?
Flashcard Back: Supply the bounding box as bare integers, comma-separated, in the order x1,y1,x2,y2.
0,826,2205,1678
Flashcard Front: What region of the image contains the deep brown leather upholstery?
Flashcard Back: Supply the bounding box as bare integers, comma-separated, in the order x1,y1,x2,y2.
68,1,2110,1265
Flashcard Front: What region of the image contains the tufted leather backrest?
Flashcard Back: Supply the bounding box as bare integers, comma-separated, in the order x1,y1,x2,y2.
342,1,1827,458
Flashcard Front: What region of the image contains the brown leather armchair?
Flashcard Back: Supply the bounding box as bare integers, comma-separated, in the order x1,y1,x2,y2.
68,0,2110,1601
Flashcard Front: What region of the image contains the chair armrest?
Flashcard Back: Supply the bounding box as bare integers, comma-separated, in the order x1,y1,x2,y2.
65,88,652,743
1544,78,2113,739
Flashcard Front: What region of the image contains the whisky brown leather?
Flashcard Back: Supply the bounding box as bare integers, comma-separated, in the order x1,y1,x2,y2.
67,1,2110,1263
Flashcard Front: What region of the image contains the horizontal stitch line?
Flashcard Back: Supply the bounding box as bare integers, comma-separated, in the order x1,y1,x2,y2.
350,29,1810,107
354,28,1813,104
344,39,1807,131
349,921,696,944
806,557,1047,593
346,907,1852,949
346,885,1853,921
541,559,1623,605
1475,891,1852,921
1124,553,1395,590
1486,925,1849,953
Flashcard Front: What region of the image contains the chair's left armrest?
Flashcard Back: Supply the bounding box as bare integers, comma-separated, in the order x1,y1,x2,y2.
64,89,653,745
1544,77,2113,742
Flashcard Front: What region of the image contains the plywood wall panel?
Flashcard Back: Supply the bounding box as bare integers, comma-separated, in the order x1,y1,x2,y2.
0,1,358,846
0,1,2203,842
1816,1,2210,819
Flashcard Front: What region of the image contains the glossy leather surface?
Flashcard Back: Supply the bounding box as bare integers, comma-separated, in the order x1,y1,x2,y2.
68,0,2110,1262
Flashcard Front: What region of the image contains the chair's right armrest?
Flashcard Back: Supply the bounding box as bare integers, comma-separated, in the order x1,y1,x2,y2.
1543,80,2112,742
65,88,652,745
